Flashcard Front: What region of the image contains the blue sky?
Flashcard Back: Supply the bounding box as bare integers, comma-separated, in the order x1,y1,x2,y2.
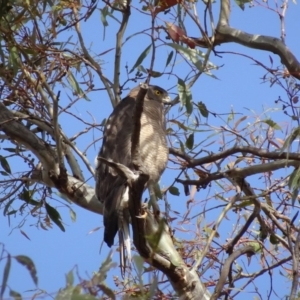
1,0,300,299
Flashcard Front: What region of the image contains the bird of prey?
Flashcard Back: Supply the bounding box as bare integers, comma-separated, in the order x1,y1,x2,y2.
95,85,170,270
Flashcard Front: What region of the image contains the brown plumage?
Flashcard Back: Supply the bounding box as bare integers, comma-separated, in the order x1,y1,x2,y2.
95,86,170,255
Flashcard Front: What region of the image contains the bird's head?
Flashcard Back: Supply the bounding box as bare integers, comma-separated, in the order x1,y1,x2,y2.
147,85,171,105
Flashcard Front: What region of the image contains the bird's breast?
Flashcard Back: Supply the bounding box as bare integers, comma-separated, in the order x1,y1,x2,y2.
139,113,168,182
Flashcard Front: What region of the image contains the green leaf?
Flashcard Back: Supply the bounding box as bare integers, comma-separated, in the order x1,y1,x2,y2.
288,168,300,189
247,241,262,253
70,208,76,222
280,126,300,154
0,155,11,174
1,254,11,298
186,133,194,149
100,7,109,27
270,234,280,245
167,43,204,71
149,70,163,77
146,219,165,250
129,44,152,73
234,0,251,10
67,72,89,100
8,46,20,76
179,140,185,153
14,255,38,285
100,7,109,40
288,168,300,205
169,186,180,196
177,78,193,115
148,275,158,299
197,101,209,118
165,51,173,67
3,199,14,216
55,287,74,300
153,182,163,200
19,188,39,206
67,72,80,94
45,202,65,232
227,109,235,123
262,119,281,130
235,200,253,209
133,255,144,277
66,269,74,287
3,147,26,153
170,119,188,131
9,290,22,300
137,64,147,74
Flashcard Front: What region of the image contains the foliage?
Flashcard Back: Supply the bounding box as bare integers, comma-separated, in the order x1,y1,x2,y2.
1,0,300,299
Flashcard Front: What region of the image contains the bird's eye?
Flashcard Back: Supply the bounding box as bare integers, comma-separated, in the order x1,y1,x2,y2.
155,90,161,95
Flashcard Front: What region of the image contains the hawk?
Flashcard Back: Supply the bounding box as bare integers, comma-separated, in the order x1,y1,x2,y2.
95,85,170,266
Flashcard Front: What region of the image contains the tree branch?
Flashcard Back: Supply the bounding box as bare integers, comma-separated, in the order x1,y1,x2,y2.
170,145,300,168
176,159,300,187
128,171,211,299
0,102,58,172
211,245,256,300
31,165,102,214
0,102,102,214
191,0,300,79
114,0,131,105
73,6,116,107
11,110,86,181
290,228,300,299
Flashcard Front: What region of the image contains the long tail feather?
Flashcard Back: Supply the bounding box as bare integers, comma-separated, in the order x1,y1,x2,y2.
119,186,131,277
118,210,131,277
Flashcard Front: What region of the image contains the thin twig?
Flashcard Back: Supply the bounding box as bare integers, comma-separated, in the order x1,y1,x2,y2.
73,6,115,107
114,0,131,104
53,91,64,166
193,187,241,270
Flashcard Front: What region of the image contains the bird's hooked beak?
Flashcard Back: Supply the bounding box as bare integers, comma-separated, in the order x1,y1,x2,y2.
162,95,172,105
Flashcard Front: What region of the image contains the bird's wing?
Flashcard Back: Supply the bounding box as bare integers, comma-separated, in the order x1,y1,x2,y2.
95,96,135,247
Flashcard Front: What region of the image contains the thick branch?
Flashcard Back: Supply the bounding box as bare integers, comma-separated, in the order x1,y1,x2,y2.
128,173,210,299
176,159,300,187
98,155,210,298
290,229,300,299
211,245,256,300
170,146,300,168
192,0,300,79
0,102,58,172
31,166,102,214
0,102,102,214
11,110,85,181
215,25,300,79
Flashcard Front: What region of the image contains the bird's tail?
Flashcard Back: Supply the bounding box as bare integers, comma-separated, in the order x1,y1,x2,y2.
118,208,131,277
